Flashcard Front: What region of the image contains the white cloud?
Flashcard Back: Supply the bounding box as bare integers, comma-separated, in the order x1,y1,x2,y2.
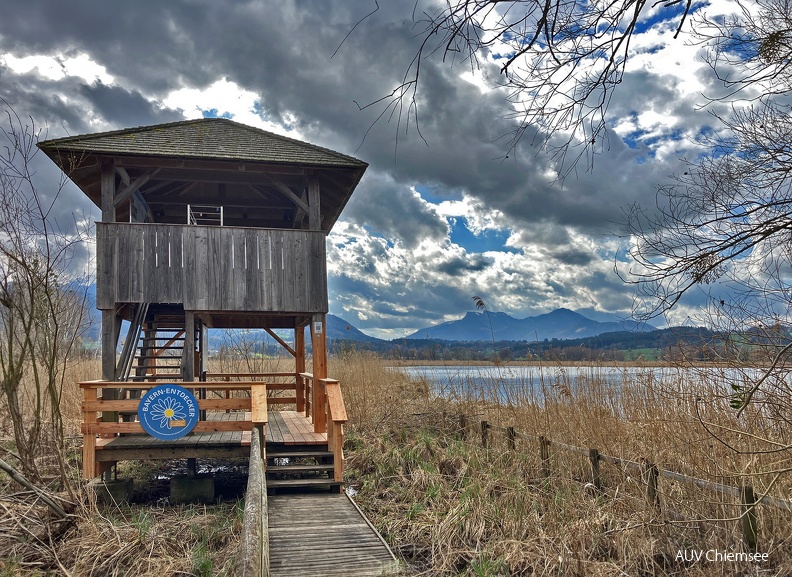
0,0,757,338
435,195,507,235
162,78,297,136
2,51,114,84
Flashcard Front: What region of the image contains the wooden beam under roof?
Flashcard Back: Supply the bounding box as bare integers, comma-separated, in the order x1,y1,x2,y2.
262,174,310,214
246,183,275,201
114,168,160,207
115,166,131,186
265,328,296,357
147,199,291,210
113,155,309,174
133,168,307,186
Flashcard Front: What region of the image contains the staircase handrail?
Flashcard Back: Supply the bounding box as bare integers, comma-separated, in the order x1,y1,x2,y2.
319,378,346,482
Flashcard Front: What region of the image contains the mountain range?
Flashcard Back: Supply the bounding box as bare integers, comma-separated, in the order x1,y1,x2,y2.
401,308,655,342
78,281,654,346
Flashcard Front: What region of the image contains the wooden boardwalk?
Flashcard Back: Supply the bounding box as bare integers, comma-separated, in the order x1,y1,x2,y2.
268,493,399,576
267,410,326,445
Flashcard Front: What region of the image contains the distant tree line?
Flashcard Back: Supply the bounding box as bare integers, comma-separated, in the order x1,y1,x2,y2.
328,326,738,362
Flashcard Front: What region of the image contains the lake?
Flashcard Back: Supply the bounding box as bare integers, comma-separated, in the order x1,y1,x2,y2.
392,364,756,403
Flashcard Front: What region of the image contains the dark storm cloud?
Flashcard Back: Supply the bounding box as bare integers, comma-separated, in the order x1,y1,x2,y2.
0,1,218,93
0,0,716,334
0,67,87,133
77,83,180,128
551,248,594,266
1,0,669,236
343,173,447,247
435,254,494,275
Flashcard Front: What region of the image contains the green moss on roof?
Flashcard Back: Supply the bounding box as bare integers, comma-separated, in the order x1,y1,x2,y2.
38,118,367,168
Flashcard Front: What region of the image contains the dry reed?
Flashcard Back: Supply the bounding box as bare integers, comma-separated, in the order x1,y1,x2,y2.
3,350,791,576
338,354,792,576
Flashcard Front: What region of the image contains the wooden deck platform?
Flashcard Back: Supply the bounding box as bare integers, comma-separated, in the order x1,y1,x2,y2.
268,493,399,577
267,410,327,445
94,410,327,462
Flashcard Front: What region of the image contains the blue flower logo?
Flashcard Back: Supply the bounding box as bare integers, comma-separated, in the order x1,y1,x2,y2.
149,397,187,428
138,384,199,440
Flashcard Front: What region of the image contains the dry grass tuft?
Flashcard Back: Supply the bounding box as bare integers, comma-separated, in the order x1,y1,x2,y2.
336,355,792,576
0,484,242,576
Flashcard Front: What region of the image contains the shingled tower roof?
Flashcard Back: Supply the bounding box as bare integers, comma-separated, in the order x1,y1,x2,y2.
39,117,366,167
38,118,367,231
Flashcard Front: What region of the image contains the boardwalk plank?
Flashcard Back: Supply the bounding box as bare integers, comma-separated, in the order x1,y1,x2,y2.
268,493,398,577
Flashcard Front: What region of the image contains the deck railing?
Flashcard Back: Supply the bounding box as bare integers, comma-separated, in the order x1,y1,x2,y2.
81,371,348,483
203,372,300,409
80,380,268,479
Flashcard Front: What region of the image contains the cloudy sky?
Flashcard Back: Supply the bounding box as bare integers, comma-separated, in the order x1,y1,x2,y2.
0,0,743,338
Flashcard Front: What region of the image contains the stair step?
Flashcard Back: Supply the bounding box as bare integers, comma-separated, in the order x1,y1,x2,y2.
267,464,334,473
128,370,181,375
138,346,184,350
266,478,340,489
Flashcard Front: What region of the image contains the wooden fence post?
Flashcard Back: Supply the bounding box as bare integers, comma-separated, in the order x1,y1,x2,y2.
740,485,758,553
589,448,601,490
480,420,489,448
507,427,516,451
459,414,467,440
540,436,551,478
642,460,660,510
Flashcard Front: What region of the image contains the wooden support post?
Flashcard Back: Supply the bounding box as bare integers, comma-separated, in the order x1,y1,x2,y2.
99,159,118,479
101,159,116,223
459,414,467,440
540,436,551,479
507,426,516,451
182,311,195,382
308,176,321,231
589,448,601,490
741,485,759,553
100,311,121,452
82,388,97,479
480,420,489,448
304,376,312,419
332,423,344,483
642,460,660,510
295,325,305,413
198,320,208,377
101,310,120,382
251,384,268,461
310,313,327,434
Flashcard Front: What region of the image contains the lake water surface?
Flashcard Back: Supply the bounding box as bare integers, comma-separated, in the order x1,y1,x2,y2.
393,364,755,402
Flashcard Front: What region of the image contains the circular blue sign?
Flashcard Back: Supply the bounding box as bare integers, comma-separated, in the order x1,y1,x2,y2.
138,384,199,440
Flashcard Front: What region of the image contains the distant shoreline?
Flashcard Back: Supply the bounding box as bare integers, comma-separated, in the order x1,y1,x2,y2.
386,359,733,368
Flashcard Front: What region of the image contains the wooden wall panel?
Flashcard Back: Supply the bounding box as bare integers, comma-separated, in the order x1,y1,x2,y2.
97,223,327,313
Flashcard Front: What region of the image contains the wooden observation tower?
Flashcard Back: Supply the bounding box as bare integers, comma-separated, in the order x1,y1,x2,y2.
39,119,368,487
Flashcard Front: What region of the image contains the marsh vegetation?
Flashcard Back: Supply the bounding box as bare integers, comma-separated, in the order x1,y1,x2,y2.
1,350,790,575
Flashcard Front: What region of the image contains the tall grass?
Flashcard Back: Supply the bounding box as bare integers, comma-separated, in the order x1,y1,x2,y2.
335,354,792,576
4,349,790,575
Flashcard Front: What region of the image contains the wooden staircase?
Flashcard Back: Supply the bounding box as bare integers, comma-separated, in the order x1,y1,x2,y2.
129,322,186,381
266,445,341,492
116,306,193,382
